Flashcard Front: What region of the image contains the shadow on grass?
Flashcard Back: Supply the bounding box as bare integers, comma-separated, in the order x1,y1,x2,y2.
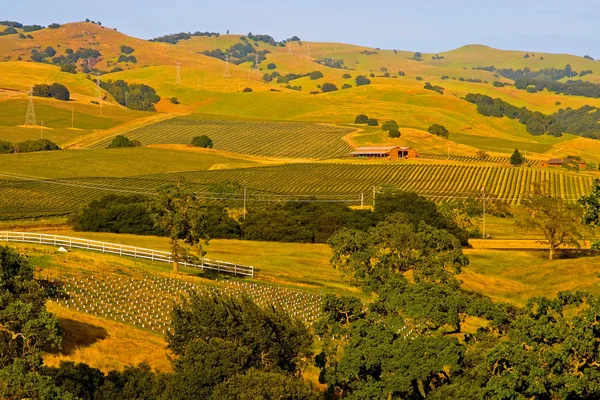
48,318,108,355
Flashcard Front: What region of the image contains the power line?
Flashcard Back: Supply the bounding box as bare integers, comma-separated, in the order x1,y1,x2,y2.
24,87,36,126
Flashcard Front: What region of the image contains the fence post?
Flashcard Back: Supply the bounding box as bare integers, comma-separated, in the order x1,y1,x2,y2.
69,237,72,248
102,243,104,253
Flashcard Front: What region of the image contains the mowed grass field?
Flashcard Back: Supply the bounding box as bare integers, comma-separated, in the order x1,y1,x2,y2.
1,161,597,219
87,116,355,159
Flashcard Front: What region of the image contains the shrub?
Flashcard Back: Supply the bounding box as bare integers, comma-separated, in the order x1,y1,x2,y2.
120,45,135,54
309,71,324,80
14,139,61,153
424,82,444,94
388,128,401,138
416,76,423,81
267,63,276,70
48,23,61,29
493,81,505,87
49,83,70,100
341,83,352,89
381,120,399,131
343,73,351,79
428,124,449,138
355,114,369,124
321,83,338,92
44,46,57,57
367,118,378,126
107,135,138,148
18,33,25,39
191,135,213,148
355,75,371,86
413,52,422,60
110,67,123,73
170,97,180,104
60,63,77,74
242,87,253,92
0,141,14,154
23,25,43,32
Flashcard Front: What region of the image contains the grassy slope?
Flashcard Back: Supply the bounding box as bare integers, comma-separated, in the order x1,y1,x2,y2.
0,147,259,179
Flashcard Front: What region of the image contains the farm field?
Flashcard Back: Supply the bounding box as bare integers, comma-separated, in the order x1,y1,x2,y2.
87,116,355,159
1,162,596,219
0,147,259,179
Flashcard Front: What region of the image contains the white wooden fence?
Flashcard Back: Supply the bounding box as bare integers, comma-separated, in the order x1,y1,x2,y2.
0,231,254,278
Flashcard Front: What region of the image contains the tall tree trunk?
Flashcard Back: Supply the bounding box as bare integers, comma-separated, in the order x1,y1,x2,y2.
549,243,556,260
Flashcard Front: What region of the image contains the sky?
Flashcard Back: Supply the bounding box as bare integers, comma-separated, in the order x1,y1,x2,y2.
3,0,598,57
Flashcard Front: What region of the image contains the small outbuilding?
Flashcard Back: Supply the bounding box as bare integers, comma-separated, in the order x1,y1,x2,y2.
541,158,586,169
350,146,418,160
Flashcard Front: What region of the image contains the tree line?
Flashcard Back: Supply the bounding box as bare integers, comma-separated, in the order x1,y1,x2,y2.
100,80,160,111
0,138,61,154
465,93,600,138
149,31,220,44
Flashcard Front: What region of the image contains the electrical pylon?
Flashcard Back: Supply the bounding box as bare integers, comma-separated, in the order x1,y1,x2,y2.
223,55,231,79
24,87,36,126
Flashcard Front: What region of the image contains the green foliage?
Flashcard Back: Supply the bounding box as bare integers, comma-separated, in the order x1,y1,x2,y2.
580,178,600,226
413,51,422,60
309,71,324,80
242,87,253,92
0,246,61,370
48,23,60,29
519,183,586,259
367,118,378,126
191,135,213,148
342,73,351,79
23,25,43,32
170,97,179,104
321,83,338,92
120,45,134,54
341,83,352,89
509,149,525,166
428,124,449,138
60,63,77,74
424,82,444,94
212,369,317,400
0,21,22,28
492,81,505,87
388,128,401,138
168,291,313,373
0,140,13,154
416,76,423,81
32,83,70,101
107,135,139,148
381,120,399,131
266,63,276,70
354,75,371,86
100,79,160,111
14,139,61,153
374,191,469,245
354,114,369,124
71,194,162,236
117,54,137,63
0,26,18,36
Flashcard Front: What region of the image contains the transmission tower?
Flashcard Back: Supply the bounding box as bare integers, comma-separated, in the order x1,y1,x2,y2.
287,41,292,56
223,55,231,79
95,73,102,99
24,87,36,126
176,63,181,84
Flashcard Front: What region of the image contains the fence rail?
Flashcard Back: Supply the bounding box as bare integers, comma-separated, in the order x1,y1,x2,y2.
0,231,254,278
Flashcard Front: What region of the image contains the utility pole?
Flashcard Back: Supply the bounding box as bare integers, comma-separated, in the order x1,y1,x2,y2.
243,184,247,220
447,142,450,160
224,55,231,79
372,186,377,207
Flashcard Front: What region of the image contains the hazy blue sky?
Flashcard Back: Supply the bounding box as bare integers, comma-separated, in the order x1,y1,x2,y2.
4,0,597,57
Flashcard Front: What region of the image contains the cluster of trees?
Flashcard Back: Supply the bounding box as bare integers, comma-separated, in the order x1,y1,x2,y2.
107,135,141,148
0,26,18,36
515,78,600,99
117,45,136,64
71,190,472,246
315,58,346,69
355,75,371,86
32,83,70,101
149,31,220,44
320,83,338,93
0,244,316,399
424,82,444,94
473,65,580,81
191,135,213,148
36,47,102,73
465,93,600,138
354,114,378,125
428,124,449,138
382,120,400,138
202,43,270,65
100,79,160,111
245,32,299,47
0,138,61,154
